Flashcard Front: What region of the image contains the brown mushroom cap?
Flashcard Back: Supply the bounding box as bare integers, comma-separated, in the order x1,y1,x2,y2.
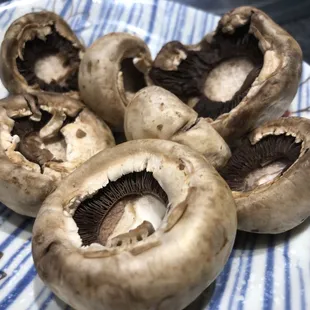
78,32,152,130
220,117,310,233
0,11,84,96
149,6,302,144
32,139,237,310
125,86,231,169
0,93,115,217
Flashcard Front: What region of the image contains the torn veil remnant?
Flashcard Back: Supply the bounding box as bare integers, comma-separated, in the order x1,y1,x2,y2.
0,11,84,96
79,32,152,130
32,140,237,310
0,93,115,217
221,117,310,234
149,6,302,144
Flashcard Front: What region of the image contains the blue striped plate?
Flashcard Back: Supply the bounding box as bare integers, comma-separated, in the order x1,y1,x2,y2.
0,0,309,309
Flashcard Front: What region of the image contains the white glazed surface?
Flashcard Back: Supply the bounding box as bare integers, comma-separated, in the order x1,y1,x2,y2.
0,0,309,309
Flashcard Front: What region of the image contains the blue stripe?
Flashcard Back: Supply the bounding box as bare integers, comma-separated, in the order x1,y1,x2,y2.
263,236,275,310
207,249,236,309
60,0,72,18
228,234,249,310
188,10,197,44
171,4,182,41
145,0,158,44
200,10,209,39
237,235,257,310
2,7,15,28
0,251,32,291
284,232,291,310
0,238,31,271
0,218,33,252
88,1,112,45
0,265,37,308
111,4,126,33
40,292,54,310
26,285,46,310
162,2,174,42
297,265,306,310
176,5,187,41
76,0,92,33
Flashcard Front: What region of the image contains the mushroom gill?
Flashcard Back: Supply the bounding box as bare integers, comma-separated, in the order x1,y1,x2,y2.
220,117,310,234
221,134,301,192
0,11,84,95
0,93,115,217
150,24,263,120
149,6,302,143
74,170,168,247
32,139,237,310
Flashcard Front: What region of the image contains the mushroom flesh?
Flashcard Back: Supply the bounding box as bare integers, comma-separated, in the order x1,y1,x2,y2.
220,117,310,233
149,6,302,144
125,86,231,169
0,11,84,95
32,139,237,310
78,32,152,130
0,93,115,217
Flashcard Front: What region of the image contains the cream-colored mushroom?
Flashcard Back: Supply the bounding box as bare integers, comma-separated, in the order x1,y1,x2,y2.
125,86,231,169
0,11,84,97
221,117,310,233
0,93,115,217
149,6,302,145
79,32,152,130
32,139,237,310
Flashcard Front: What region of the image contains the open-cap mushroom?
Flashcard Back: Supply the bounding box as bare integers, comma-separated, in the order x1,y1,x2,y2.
32,139,237,310
0,92,115,217
0,11,84,96
149,6,302,144
78,32,152,130
220,117,310,234
125,86,231,169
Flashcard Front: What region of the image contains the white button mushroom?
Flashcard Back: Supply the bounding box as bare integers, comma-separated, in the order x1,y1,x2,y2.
32,139,237,310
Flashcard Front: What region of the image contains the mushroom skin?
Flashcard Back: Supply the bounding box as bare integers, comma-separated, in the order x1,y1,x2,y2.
0,11,84,96
125,86,231,169
78,32,152,130
0,93,115,217
32,139,237,310
149,6,302,144
221,117,310,234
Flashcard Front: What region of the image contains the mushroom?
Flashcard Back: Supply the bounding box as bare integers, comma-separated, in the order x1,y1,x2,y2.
0,11,84,96
78,32,152,130
32,139,237,310
125,86,231,169
0,92,115,217
220,117,310,234
149,6,302,144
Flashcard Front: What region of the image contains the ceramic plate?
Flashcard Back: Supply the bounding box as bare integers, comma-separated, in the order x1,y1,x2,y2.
0,0,309,309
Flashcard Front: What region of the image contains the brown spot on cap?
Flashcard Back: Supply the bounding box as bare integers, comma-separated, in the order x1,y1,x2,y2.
157,124,163,131
87,61,92,74
76,129,86,138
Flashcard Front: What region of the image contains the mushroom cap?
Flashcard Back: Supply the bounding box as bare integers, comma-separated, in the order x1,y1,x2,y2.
0,93,115,217
125,86,231,169
227,117,310,233
211,7,302,143
78,32,152,130
150,6,302,144
32,139,237,310
0,11,84,96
